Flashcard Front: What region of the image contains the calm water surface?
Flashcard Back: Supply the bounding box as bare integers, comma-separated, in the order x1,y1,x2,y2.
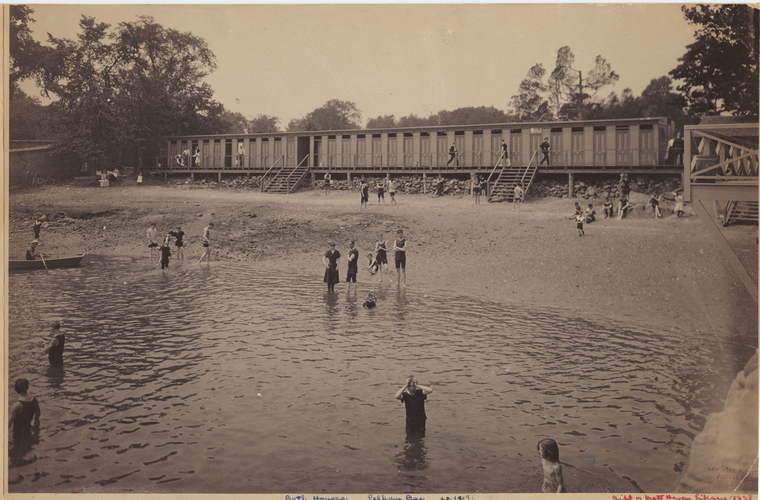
7,258,755,493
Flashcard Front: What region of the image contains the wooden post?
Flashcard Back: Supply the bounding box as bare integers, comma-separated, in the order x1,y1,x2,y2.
347,172,352,185
422,172,427,194
191,172,194,182
218,172,222,183
568,172,574,198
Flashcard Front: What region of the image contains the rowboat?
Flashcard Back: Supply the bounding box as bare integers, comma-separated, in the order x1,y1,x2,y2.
9,254,86,270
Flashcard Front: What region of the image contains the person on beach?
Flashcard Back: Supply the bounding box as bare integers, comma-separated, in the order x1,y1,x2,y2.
367,253,379,275
346,241,358,292
31,215,46,240
538,438,567,493
377,179,386,205
136,173,143,185
26,240,40,261
363,292,377,309
159,235,172,270
324,173,332,195
360,177,369,210
513,183,524,211
432,175,444,197
617,197,632,220
169,226,185,262
323,242,340,292
446,142,459,167
197,222,214,265
603,197,614,219
584,203,596,223
147,223,159,262
649,192,662,219
570,202,582,220
387,175,397,204
618,173,639,201
8,378,40,463
375,234,393,282
575,212,585,237
42,321,65,367
473,176,482,205
394,229,407,287
673,190,685,218
480,176,488,198
394,375,433,435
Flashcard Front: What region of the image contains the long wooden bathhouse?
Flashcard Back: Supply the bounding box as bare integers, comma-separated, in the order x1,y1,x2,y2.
146,117,680,198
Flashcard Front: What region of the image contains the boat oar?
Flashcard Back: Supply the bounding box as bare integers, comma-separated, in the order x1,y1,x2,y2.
40,253,49,272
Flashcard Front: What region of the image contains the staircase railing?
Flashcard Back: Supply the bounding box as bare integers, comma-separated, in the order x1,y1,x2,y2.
261,155,284,192
283,156,310,194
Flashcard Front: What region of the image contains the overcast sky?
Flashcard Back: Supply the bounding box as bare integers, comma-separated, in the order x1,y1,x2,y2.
21,3,698,128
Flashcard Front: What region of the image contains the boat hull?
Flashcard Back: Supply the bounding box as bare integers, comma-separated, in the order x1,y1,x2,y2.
9,254,86,270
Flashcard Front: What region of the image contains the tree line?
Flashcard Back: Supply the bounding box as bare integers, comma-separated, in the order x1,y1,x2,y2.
10,5,758,169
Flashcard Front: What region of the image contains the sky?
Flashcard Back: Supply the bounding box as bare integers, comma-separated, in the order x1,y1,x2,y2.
20,3,699,128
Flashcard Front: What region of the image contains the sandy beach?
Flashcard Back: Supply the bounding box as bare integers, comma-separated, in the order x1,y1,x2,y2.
9,181,757,341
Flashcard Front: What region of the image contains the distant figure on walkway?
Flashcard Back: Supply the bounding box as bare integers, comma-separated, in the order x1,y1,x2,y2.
668,132,684,166
193,147,201,167
387,176,397,204
513,183,524,211
346,241,358,292
394,229,407,287
42,321,65,367
538,438,567,493
147,223,159,262
197,222,214,265
447,142,459,167
169,226,185,262
159,235,172,270
8,378,40,463
394,375,433,435
539,137,551,166
501,139,510,167
323,242,340,292
603,197,614,219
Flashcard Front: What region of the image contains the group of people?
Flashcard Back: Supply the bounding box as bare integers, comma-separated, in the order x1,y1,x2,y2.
323,229,407,291
146,222,214,268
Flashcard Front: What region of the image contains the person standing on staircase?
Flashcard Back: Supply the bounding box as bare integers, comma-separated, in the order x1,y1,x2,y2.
501,139,510,167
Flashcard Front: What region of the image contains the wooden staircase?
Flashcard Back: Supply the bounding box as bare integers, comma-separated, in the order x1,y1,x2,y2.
724,201,759,226
262,157,310,194
487,151,539,202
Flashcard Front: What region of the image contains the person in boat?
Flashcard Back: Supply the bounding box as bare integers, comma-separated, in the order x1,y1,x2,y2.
26,240,40,260
42,321,65,367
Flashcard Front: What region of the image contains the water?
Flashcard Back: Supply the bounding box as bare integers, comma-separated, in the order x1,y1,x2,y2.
7,258,755,493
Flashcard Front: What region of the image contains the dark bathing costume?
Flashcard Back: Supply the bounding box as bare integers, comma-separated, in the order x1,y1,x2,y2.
49,333,65,366
395,238,406,269
171,230,185,247
323,249,341,285
376,241,388,265
400,390,426,432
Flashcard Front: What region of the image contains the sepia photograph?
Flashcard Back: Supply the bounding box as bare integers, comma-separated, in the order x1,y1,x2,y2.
5,3,758,497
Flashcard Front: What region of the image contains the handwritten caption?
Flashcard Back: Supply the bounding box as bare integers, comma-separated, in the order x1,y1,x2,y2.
613,495,754,500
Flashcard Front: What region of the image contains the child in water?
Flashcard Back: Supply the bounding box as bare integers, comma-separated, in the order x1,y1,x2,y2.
538,438,567,493
363,292,377,309
159,235,172,270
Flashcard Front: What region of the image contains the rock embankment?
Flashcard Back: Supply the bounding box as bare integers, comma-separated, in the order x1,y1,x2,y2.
674,350,759,493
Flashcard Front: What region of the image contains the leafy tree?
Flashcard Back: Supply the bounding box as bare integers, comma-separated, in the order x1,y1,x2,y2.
670,4,759,116
9,5,47,97
36,15,222,167
287,99,362,131
9,89,57,140
366,115,397,129
509,64,551,121
396,114,431,128
547,46,619,119
248,114,280,133
430,106,513,126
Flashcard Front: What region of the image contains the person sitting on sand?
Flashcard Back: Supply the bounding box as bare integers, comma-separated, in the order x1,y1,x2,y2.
367,253,379,275
617,197,633,220
538,438,567,493
26,240,40,261
603,197,614,219
584,203,596,224
363,292,377,309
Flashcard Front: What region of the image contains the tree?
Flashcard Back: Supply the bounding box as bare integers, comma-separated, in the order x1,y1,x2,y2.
670,4,759,116
509,64,551,121
366,115,397,129
287,99,362,131
9,5,47,97
36,15,222,167
547,46,619,119
248,114,280,133
9,89,56,140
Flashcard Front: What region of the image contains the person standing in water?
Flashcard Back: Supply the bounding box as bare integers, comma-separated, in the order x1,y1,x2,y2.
323,242,341,292
8,378,40,463
147,222,159,263
197,222,214,265
159,235,172,270
346,241,358,293
169,226,185,263
538,438,567,493
394,375,433,435
375,234,393,282
42,321,65,367
393,229,407,287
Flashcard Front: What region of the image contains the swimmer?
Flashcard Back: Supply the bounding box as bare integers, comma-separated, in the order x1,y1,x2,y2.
363,292,377,309
538,438,567,493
